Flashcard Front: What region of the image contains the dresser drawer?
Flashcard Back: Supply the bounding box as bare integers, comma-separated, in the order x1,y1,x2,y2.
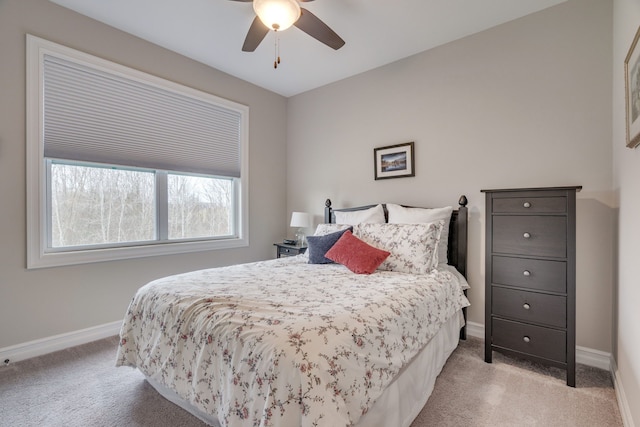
492,216,566,258
276,245,306,257
279,247,295,257
492,256,566,293
492,197,566,214
492,318,566,363
493,287,566,328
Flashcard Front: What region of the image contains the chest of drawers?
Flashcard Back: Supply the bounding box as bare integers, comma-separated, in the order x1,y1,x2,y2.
482,186,581,387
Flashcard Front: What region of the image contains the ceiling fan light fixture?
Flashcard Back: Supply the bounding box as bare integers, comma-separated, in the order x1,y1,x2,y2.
253,0,301,31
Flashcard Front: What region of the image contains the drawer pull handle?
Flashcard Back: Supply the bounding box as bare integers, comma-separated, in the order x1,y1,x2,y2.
523,336,531,343
523,270,531,277
523,202,531,208
523,232,531,239
523,303,531,310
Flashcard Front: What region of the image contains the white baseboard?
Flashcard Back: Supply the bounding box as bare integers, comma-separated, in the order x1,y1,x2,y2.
611,358,636,427
0,320,122,365
466,320,485,340
465,321,612,371
575,344,611,371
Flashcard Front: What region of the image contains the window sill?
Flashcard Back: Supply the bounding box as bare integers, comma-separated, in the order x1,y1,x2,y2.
27,237,249,269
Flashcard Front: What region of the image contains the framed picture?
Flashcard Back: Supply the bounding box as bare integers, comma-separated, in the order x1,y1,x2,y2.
625,25,640,148
374,142,415,180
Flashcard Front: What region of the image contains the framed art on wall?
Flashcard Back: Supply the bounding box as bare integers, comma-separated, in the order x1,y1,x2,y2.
374,142,415,180
625,25,640,148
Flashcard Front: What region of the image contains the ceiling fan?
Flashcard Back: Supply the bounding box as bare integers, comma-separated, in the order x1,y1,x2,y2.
229,0,345,53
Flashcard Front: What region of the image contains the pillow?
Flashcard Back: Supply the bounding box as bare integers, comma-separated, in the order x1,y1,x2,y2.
354,221,444,274
298,224,353,260
306,227,353,264
313,223,353,236
386,204,453,265
324,231,390,274
333,204,385,226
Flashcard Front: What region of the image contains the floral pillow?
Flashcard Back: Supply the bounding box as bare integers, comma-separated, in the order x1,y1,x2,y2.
324,230,390,274
386,204,453,265
354,221,444,274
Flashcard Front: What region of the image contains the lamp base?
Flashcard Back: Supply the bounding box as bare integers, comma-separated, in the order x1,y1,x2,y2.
295,229,306,246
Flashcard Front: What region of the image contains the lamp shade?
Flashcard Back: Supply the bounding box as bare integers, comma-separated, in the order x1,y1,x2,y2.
253,0,301,31
290,212,311,228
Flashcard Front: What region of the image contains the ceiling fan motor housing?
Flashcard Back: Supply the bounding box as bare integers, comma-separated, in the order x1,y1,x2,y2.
253,0,301,31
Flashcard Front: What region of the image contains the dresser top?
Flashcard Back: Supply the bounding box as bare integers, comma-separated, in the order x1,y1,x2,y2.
481,186,582,193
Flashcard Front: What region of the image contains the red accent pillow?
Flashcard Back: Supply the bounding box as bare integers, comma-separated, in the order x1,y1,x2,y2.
324,230,390,274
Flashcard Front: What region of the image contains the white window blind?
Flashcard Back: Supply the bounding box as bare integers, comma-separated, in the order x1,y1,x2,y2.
43,54,242,177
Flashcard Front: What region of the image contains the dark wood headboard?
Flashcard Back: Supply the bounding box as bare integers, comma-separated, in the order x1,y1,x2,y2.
324,196,469,278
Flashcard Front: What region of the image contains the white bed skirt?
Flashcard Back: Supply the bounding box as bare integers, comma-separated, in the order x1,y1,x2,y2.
146,310,464,427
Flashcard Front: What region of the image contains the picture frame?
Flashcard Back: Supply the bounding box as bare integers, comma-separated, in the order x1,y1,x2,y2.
624,25,640,148
374,142,415,180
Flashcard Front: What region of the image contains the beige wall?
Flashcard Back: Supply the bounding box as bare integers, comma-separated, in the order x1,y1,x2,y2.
287,0,615,354
0,0,288,348
0,0,635,423
613,0,640,424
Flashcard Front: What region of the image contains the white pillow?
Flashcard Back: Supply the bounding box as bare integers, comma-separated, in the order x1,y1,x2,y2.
313,223,353,236
333,204,385,226
354,221,444,275
386,204,453,265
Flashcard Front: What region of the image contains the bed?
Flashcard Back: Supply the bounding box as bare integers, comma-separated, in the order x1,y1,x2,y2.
116,196,470,427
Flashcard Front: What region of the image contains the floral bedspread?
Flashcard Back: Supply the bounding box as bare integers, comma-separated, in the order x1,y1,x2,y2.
116,256,470,427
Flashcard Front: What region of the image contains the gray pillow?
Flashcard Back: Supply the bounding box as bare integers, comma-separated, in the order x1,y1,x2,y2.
306,227,353,264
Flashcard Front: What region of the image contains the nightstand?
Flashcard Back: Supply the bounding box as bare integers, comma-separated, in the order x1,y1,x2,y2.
274,243,307,258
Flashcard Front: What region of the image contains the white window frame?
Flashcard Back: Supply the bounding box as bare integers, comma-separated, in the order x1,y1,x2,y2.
26,35,249,269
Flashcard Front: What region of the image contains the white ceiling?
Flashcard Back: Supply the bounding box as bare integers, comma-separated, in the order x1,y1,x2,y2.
49,0,566,97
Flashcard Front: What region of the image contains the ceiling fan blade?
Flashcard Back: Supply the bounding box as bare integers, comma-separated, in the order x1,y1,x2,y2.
242,16,270,52
294,8,345,50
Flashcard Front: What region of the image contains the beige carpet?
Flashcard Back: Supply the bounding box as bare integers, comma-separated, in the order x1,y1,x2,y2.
0,335,622,427
415,337,622,426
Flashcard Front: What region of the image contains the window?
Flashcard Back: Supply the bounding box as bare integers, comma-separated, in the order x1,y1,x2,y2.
27,35,249,268
48,162,235,248
49,162,156,248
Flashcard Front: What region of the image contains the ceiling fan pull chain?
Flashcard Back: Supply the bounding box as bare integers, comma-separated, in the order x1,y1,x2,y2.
277,32,281,65
274,31,281,69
